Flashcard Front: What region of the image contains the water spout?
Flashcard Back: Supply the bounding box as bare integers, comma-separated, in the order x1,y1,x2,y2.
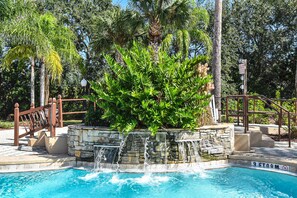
116,134,129,172
93,145,120,171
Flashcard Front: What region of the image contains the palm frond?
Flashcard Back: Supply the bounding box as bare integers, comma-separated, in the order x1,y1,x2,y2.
44,49,63,81
161,33,173,52
2,45,34,68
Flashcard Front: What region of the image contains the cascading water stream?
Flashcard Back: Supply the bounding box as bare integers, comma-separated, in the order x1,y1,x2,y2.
191,141,201,162
178,142,187,163
94,147,106,171
116,134,129,172
186,142,193,162
143,136,150,173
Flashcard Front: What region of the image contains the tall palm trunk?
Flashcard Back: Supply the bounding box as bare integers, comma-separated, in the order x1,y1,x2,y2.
44,70,50,105
212,0,222,121
149,17,162,62
30,57,35,106
40,59,45,106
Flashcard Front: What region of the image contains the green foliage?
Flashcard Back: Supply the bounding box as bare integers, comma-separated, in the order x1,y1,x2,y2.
0,121,13,129
85,107,109,127
248,98,270,124
86,42,212,135
212,0,297,97
161,7,212,58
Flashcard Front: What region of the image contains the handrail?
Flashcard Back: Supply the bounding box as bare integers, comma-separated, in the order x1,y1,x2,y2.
56,95,94,127
14,98,57,146
224,95,292,148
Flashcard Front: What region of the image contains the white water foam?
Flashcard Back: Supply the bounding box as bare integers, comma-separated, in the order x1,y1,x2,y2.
79,172,100,181
109,174,170,186
110,175,128,185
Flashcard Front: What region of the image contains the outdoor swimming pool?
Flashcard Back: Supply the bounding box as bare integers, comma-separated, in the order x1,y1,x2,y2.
0,167,296,198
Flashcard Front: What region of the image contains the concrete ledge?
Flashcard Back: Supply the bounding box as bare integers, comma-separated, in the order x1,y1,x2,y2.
229,155,297,173
249,131,262,147
76,160,230,173
235,134,250,151
45,134,68,154
260,126,286,135
0,155,76,173
260,135,275,147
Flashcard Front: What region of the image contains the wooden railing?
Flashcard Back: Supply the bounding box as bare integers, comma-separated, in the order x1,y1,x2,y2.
14,98,58,146
224,95,293,148
57,95,90,127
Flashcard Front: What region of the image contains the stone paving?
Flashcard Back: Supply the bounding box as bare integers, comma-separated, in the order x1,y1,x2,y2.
0,127,68,157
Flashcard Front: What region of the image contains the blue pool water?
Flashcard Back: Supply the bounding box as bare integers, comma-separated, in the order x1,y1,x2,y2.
0,167,297,198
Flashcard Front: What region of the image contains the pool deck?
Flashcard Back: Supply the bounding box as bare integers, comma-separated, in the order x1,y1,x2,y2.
0,127,75,172
0,125,296,173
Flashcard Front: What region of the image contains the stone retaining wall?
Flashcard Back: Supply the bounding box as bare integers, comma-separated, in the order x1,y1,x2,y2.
68,124,234,164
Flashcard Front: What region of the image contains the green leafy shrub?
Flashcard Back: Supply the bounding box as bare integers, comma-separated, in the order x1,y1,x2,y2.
86,42,212,135
0,121,13,129
85,107,109,127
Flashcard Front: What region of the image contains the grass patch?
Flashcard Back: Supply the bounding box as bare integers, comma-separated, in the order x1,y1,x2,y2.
0,121,14,129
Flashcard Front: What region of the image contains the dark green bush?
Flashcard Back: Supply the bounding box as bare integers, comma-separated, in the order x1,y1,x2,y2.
86,42,212,135
84,107,109,127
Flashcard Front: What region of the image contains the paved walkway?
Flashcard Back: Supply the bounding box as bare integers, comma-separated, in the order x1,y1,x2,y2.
0,127,68,157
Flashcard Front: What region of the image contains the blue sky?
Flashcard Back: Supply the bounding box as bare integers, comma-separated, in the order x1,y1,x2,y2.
112,0,128,8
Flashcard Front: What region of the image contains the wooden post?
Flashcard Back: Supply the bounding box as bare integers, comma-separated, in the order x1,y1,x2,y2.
14,103,20,146
226,97,229,123
58,95,63,127
30,103,34,138
237,98,240,125
253,98,256,123
243,95,249,133
295,99,297,125
279,100,283,141
288,112,291,148
49,98,56,137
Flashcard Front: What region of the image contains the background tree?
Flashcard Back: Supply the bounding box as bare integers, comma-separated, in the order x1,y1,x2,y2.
130,0,192,60
162,6,212,59
216,0,297,98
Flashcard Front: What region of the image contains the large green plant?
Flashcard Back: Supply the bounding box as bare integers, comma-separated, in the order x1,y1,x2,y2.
87,42,212,135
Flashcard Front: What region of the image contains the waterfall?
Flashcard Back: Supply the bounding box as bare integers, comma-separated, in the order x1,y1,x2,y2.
93,145,121,171
143,136,150,172
116,134,129,172
177,140,201,164
191,141,201,163
178,142,187,163
94,147,106,171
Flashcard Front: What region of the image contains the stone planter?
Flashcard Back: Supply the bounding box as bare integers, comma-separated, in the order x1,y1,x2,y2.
67,124,234,164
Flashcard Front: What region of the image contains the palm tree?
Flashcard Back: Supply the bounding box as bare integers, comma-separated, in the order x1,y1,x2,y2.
92,6,144,63
130,0,192,60
162,7,212,59
2,5,79,106
39,12,79,105
212,0,222,119
2,6,52,105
